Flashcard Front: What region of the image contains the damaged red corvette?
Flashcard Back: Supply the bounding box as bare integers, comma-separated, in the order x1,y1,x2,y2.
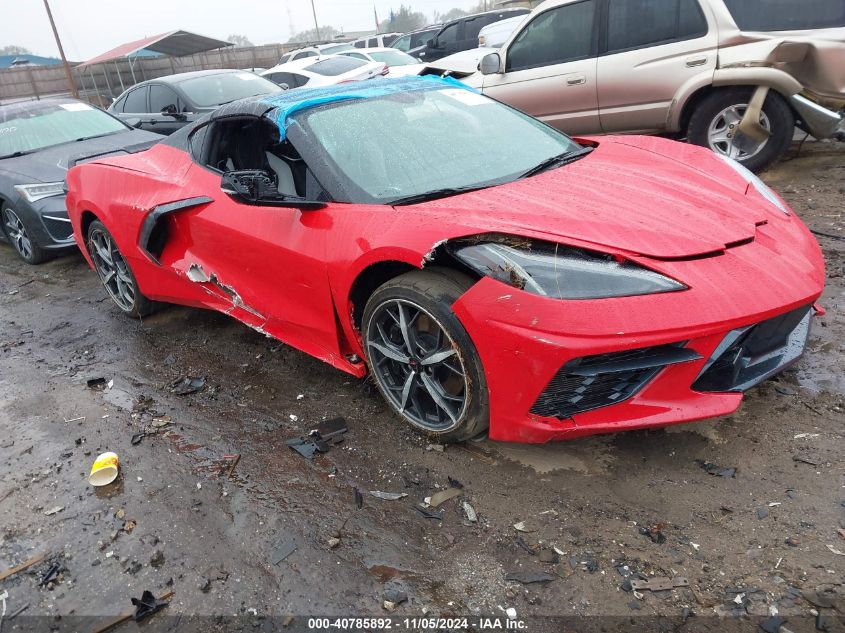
65,76,825,444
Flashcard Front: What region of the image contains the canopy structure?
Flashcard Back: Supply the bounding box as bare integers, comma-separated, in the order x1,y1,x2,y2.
78,30,233,68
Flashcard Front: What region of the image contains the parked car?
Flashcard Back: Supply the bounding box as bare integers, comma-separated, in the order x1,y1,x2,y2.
428,0,845,171
478,14,527,47
390,26,442,59
339,48,424,77
108,69,282,135
278,43,355,64
0,98,161,264
353,33,402,48
419,9,529,62
66,77,823,444
262,56,387,89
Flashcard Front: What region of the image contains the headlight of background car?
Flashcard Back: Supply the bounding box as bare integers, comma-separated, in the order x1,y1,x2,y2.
448,237,687,300
716,154,789,215
14,182,65,203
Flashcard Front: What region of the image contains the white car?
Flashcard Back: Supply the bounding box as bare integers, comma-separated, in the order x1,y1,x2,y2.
261,56,387,90
477,15,527,48
339,47,425,78
352,33,402,48
277,42,355,64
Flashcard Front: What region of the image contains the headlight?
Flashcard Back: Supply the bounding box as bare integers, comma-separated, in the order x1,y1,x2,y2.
448,237,687,300
14,182,65,203
716,154,789,215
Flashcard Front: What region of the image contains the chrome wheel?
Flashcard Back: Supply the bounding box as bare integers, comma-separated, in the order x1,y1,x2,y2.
3,207,33,260
88,228,136,312
707,103,771,160
366,299,468,432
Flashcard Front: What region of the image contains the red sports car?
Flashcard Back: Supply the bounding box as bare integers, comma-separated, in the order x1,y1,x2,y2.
66,76,825,444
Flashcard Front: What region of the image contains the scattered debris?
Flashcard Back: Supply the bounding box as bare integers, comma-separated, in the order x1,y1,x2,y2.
130,433,146,446
513,521,532,532
286,436,328,459
695,460,736,478
87,377,108,390
327,537,341,549
793,433,820,439
793,453,822,466
151,416,171,428
38,563,61,587
826,544,845,556
630,577,690,592
757,507,770,520
169,376,206,395
88,451,120,487
426,444,445,452
271,538,297,565
639,523,666,544
150,550,165,568
505,571,556,584
43,506,64,516
224,454,241,479
309,417,347,441
515,536,536,555
370,491,408,501
785,537,801,547
447,476,464,489
759,616,786,633
382,589,407,611
538,549,559,564
427,488,462,507
131,590,170,622
413,505,442,520
353,487,363,509
462,502,477,523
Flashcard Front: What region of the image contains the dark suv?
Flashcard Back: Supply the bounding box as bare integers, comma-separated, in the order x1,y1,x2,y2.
419,9,529,62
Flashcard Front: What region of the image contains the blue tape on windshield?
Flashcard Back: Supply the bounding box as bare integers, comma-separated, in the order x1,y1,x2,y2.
260,75,476,139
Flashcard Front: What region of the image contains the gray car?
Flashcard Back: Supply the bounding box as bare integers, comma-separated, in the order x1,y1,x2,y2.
0,98,161,264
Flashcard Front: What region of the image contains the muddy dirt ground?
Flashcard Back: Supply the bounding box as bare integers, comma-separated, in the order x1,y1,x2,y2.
1,141,844,632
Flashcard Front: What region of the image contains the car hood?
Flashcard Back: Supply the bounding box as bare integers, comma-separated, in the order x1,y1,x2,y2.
408,137,770,259
1,128,162,183
420,47,497,79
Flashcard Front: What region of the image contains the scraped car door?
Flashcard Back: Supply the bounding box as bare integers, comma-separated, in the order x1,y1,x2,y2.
482,0,600,135
597,0,718,133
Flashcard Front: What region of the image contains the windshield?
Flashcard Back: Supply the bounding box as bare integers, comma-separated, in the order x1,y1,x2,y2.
305,56,367,76
321,43,354,54
0,101,128,158
723,0,845,30
292,87,580,204
178,72,282,107
370,50,418,66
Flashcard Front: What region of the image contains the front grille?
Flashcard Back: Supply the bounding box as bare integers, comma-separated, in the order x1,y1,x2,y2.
531,344,701,419
42,215,73,241
693,304,813,393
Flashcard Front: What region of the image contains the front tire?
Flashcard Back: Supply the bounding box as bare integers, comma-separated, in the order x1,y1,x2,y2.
362,268,489,443
687,88,795,172
87,220,153,318
1,203,50,264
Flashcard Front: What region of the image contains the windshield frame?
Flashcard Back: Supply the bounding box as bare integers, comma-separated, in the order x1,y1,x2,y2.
285,88,582,206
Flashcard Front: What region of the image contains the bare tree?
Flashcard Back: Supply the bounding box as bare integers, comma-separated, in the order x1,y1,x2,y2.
227,34,254,47
0,45,32,55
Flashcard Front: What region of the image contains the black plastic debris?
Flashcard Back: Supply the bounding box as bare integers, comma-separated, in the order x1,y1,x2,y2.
447,476,464,489
696,460,736,478
271,538,297,565
38,563,60,587
86,377,107,390
130,433,146,446
413,505,442,520
169,376,206,395
286,437,329,459
131,590,169,622
793,453,821,466
757,507,769,520
309,417,348,442
639,523,666,544
353,487,363,509
505,571,556,584
816,612,833,632
759,616,786,633
516,536,536,556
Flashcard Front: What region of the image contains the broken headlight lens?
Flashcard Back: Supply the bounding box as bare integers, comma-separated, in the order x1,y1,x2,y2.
716,154,789,215
14,182,65,203
449,238,687,300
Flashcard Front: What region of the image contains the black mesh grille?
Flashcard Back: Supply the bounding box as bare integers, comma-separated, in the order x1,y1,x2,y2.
42,216,73,241
531,344,701,419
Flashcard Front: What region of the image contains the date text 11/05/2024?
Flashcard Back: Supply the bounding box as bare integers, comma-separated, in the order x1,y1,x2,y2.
307,617,527,629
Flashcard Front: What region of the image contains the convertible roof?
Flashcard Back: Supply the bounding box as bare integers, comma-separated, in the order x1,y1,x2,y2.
256,75,474,139
78,30,233,68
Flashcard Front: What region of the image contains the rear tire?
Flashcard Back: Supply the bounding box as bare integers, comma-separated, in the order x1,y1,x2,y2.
1,203,50,264
687,88,795,172
87,220,154,318
362,268,488,443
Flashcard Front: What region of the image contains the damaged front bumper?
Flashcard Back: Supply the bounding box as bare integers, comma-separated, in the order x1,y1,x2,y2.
790,93,845,140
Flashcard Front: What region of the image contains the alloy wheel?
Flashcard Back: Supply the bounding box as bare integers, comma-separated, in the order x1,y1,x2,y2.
88,228,136,312
366,299,468,432
3,207,34,260
707,103,771,161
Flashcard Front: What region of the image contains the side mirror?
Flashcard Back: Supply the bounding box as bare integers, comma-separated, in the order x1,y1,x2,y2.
161,104,187,120
480,52,502,75
221,169,327,210
279,82,290,90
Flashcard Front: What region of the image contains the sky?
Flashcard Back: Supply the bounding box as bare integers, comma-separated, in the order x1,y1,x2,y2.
2,0,478,61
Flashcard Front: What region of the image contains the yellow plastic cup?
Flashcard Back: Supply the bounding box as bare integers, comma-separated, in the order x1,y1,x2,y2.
88,452,119,486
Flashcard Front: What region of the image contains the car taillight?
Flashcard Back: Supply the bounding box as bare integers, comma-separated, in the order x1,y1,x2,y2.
380,64,389,76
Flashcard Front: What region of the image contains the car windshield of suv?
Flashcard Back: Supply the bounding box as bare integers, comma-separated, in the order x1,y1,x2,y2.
723,0,845,30
369,50,418,66
305,57,367,76
0,101,128,158
292,86,581,204
178,72,282,107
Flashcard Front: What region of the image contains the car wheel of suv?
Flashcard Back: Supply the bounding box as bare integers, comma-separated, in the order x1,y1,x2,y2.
1,203,49,264
687,88,795,172
362,268,489,443
87,220,154,318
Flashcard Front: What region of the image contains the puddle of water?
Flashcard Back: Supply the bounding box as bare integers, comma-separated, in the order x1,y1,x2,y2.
486,437,615,474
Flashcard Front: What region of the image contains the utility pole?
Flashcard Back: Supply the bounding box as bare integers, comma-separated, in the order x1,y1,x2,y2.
42,0,79,98
310,0,322,41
